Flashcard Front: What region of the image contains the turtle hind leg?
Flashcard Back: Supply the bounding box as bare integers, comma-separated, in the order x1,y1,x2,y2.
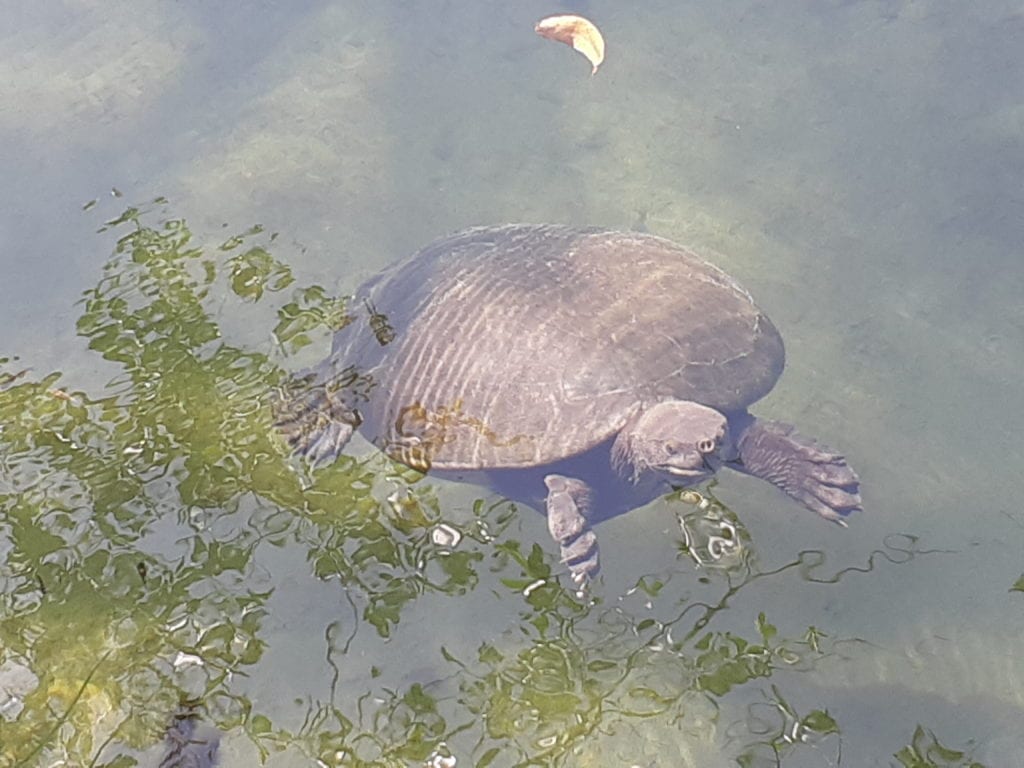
732,418,862,524
273,377,360,466
544,474,600,591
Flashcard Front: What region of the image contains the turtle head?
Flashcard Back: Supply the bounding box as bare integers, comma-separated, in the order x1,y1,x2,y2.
612,401,730,484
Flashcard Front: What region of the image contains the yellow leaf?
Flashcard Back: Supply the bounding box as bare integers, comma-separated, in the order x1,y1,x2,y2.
535,14,605,75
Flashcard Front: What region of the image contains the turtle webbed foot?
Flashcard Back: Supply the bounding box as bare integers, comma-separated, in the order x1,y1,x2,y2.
544,474,601,589
274,381,359,466
735,419,862,524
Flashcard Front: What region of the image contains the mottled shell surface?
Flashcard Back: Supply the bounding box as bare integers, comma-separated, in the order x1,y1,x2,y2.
328,224,784,470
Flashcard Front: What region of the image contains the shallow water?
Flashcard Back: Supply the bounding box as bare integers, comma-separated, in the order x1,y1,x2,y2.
2,1,1023,766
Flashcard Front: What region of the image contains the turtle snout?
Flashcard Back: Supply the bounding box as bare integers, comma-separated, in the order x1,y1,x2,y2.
658,440,717,480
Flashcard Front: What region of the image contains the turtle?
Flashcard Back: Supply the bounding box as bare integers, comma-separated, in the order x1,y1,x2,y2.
276,224,862,587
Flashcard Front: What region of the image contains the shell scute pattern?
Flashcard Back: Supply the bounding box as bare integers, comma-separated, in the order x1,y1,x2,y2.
324,225,783,470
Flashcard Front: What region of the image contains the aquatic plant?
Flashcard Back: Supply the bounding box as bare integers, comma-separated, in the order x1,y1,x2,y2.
0,201,971,768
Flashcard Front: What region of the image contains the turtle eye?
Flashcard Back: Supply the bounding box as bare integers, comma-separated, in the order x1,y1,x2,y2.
697,437,717,454
664,440,684,456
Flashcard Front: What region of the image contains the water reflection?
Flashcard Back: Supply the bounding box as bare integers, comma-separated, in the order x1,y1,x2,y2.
0,202,1006,767
674,485,750,570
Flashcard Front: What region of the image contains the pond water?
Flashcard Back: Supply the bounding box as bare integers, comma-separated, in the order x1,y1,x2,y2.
2,2,1023,766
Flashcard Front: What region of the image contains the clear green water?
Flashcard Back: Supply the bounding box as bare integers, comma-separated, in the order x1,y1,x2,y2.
2,2,1023,766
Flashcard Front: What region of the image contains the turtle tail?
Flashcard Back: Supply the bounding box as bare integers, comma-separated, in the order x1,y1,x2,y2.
273,370,361,466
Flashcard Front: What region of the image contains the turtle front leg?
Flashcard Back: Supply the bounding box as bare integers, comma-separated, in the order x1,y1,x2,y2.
732,419,862,524
544,474,600,588
274,381,361,466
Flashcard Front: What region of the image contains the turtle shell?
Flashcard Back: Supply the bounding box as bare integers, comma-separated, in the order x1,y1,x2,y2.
326,224,784,470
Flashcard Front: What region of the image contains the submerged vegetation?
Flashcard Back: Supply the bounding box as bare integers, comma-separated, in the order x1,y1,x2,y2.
0,202,993,767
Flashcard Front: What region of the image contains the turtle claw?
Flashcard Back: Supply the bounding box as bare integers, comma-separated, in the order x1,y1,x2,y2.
809,460,859,488
566,547,600,585
561,531,601,587
798,489,858,525
735,419,862,522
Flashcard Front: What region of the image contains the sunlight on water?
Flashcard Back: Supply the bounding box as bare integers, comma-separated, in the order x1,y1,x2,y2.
2,1,1024,766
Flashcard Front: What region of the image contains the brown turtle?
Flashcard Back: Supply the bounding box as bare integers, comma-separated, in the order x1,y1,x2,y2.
277,224,861,586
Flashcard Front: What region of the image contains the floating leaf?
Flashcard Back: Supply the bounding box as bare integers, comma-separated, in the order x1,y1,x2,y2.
535,14,605,75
